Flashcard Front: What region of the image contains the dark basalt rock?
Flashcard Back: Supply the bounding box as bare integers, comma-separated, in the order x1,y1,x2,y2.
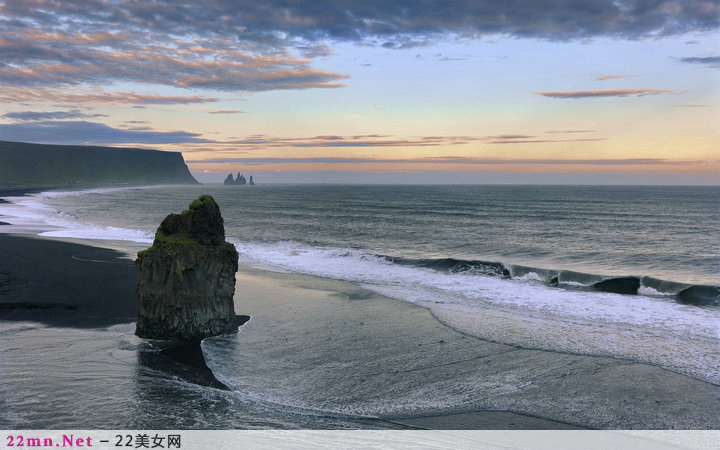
223,172,255,186
135,195,240,341
156,194,225,246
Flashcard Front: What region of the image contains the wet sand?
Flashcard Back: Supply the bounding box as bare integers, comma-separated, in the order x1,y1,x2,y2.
0,234,137,328
212,265,720,429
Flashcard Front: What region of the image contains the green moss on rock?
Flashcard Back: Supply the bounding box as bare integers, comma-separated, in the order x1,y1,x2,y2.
153,195,225,247
189,194,212,209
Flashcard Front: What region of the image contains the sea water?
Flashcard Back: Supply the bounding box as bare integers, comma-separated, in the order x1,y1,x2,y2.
1,184,719,427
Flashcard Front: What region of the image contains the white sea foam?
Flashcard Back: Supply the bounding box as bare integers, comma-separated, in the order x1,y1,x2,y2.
515,271,544,282
40,225,153,243
638,285,674,297
558,280,587,287
233,240,720,384
0,188,153,243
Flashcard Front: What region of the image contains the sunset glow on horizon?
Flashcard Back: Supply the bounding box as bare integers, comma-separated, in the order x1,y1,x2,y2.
0,1,718,184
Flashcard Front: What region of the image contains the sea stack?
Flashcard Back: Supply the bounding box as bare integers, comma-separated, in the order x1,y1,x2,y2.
135,195,240,341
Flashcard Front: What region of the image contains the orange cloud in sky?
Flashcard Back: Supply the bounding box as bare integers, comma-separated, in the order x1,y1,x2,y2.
596,74,630,81
208,110,246,114
0,87,219,104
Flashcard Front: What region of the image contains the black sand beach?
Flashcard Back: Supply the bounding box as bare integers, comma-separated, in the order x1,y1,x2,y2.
0,234,137,328
1,231,719,429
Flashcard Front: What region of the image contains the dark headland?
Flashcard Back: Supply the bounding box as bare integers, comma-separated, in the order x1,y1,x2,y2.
0,140,199,187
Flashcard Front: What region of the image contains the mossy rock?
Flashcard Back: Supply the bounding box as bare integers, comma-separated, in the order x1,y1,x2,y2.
154,195,225,247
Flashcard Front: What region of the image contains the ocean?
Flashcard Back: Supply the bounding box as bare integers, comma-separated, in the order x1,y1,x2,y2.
1,184,719,429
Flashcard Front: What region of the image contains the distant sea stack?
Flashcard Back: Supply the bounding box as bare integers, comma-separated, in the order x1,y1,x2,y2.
135,195,240,341
224,172,255,185
0,140,199,187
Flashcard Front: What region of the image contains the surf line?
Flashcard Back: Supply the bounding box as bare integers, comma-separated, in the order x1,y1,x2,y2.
71,255,118,263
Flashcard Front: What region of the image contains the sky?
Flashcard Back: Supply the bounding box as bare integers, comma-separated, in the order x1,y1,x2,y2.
0,1,718,184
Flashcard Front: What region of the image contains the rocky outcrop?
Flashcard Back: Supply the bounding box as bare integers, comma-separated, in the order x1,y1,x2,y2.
135,195,240,341
223,172,254,185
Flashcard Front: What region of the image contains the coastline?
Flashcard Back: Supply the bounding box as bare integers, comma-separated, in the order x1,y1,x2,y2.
1,188,719,429
2,233,720,428
202,264,720,430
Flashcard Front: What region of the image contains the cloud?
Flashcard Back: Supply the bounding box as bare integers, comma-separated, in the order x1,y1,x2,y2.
208,110,245,114
596,74,630,81
672,104,710,107
546,130,595,133
206,133,604,149
220,134,481,148
2,110,107,121
296,43,336,58
382,39,435,49
536,89,677,98
0,88,220,104
487,138,605,144
0,120,210,145
174,132,606,152
678,56,720,68
2,1,714,44
0,23,348,93
0,1,716,95
186,156,701,166
488,134,534,139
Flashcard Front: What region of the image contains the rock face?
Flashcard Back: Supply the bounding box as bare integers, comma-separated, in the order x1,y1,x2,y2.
0,140,199,187
223,173,235,185
135,195,240,341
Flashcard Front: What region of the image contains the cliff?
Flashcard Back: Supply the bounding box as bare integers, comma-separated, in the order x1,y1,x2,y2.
0,140,199,187
135,195,240,341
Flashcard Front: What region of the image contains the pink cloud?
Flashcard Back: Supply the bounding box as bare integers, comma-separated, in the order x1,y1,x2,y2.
536,89,677,98
0,88,219,104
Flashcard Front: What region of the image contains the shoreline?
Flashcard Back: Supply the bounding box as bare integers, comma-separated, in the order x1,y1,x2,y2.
0,187,718,428
2,185,717,296
222,264,720,429
2,232,720,429
0,232,587,429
